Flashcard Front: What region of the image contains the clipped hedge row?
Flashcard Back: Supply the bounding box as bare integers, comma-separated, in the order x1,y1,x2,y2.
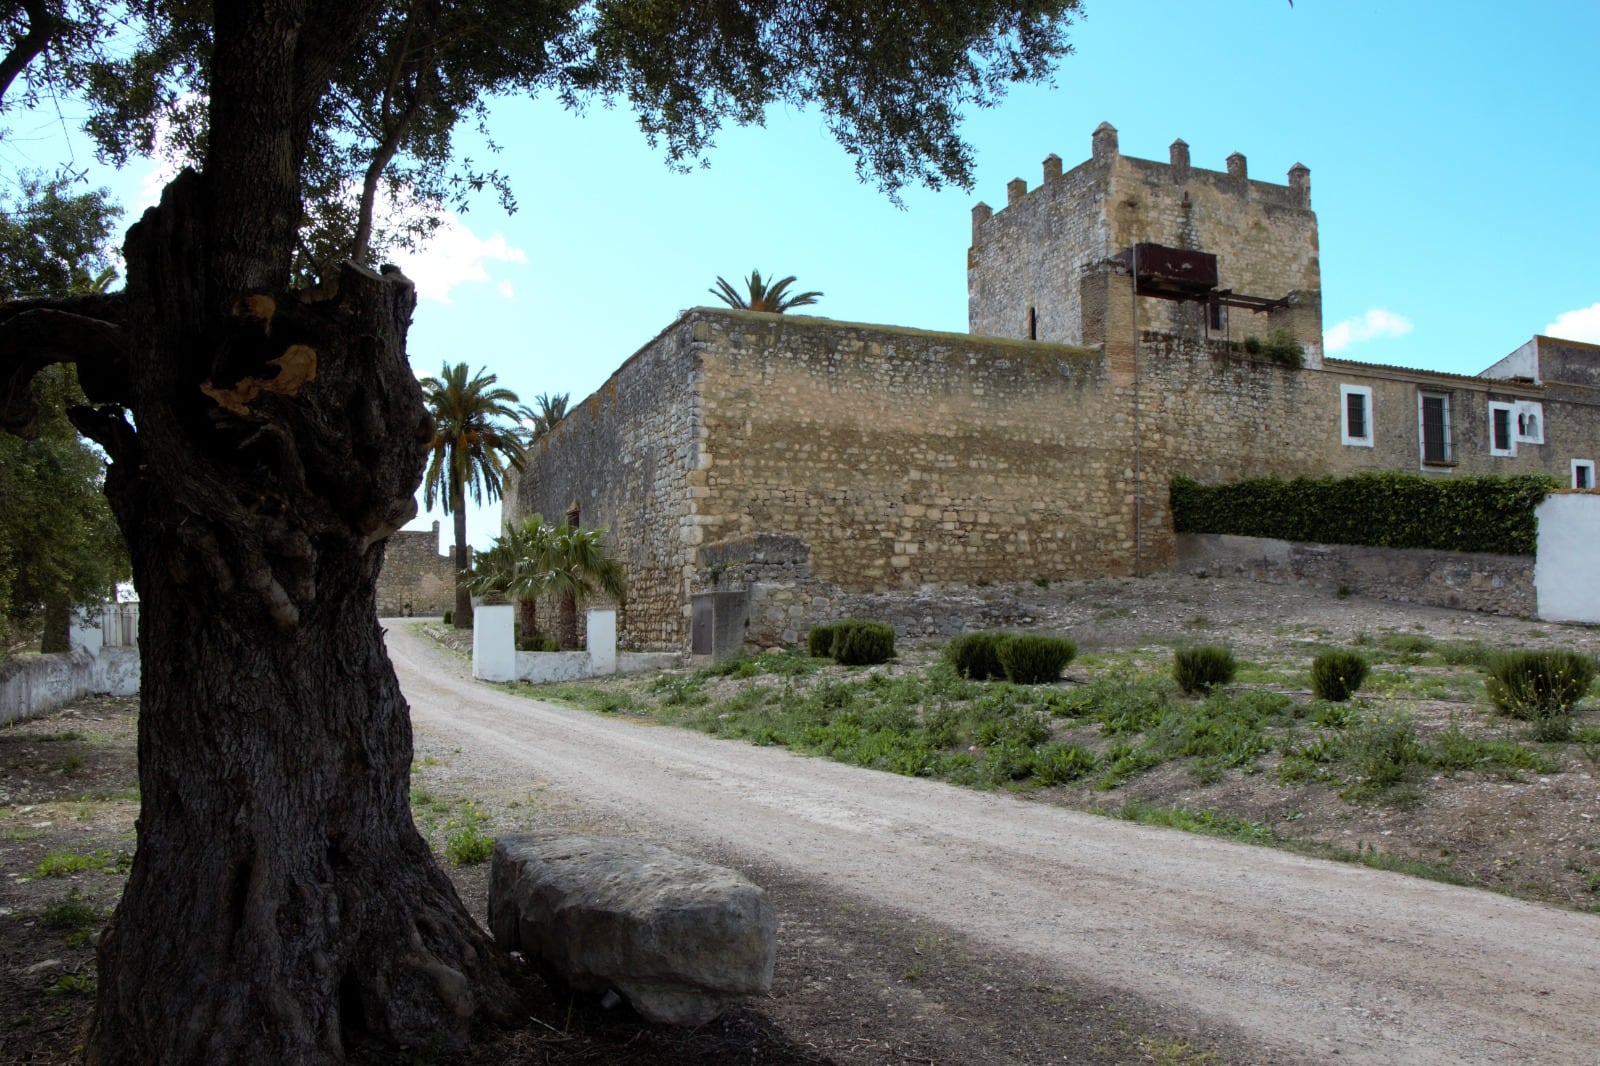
1170,472,1555,556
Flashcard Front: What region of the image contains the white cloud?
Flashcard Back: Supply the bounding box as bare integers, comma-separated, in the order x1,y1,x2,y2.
390,213,528,304
496,279,516,301
1545,302,1600,344
1324,309,1414,353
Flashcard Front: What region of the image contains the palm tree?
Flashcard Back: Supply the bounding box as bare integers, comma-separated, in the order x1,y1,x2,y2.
709,269,822,313
468,514,557,644
546,523,627,651
516,391,571,444
420,363,524,628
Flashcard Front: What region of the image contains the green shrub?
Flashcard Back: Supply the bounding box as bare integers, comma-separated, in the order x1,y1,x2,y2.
1241,329,1304,368
945,631,1008,681
444,825,495,865
807,622,842,658
1337,711,1426,800
827,620,896,666
517,634,559,652
1311,650,1369,702
1173,646,1237,696
1031,743,1097,786
996,634,1077,685
441,609,453,625
1485,650,1596,720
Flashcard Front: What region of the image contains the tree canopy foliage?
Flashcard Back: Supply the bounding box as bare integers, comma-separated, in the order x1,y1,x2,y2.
0,173,127,650
39,0,1080,276
0,171,117,297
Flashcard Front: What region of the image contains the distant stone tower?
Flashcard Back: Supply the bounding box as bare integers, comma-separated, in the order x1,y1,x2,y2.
967,122,1322,364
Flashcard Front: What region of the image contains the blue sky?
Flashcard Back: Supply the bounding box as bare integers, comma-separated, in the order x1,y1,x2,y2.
8,2,1599,551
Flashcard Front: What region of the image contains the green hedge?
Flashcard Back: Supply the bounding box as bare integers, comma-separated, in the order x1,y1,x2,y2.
1170,472,1555,556
808,619,896,666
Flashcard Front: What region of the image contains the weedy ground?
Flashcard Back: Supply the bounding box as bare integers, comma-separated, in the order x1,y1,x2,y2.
502,582,1600,912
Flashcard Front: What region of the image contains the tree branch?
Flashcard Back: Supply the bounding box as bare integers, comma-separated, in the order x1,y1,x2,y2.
0,0,62,107
0,300,130,437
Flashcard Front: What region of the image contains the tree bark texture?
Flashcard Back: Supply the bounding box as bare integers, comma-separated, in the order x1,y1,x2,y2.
516,597,539,646
558,591,578,652
81,172,515,1064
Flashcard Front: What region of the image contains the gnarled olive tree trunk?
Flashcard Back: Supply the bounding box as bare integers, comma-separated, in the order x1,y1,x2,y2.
65,171,517,1064
0,5,531,1060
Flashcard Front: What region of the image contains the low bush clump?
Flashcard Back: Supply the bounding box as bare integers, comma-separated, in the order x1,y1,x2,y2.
997,634,1077,685
809,619,895,666
945,631,1008,680
1336,711,1426,801
441,609,453,626
444,825,495,866
1173,646,1237,696
807,622,841,658
1311,649,1369,702
1485,650,1596,721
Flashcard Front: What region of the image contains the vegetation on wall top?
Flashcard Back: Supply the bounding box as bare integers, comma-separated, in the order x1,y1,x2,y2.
1171,471,1556,556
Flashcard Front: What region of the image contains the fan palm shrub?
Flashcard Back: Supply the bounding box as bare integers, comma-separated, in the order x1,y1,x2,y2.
709,269,822,313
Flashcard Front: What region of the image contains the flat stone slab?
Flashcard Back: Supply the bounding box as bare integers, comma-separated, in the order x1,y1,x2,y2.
488,832,778,1025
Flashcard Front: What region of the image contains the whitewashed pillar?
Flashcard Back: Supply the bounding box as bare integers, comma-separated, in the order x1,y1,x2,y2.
587,608,617,675
1535,493,1600,624
473,604,517,682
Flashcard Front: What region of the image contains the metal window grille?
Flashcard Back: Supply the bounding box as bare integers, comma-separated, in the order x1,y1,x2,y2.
1492,407,1512,453
1346,393,1367,440
1421,395,1450,463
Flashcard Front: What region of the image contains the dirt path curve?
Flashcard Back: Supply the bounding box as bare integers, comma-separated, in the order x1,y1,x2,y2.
386,624,1600,1066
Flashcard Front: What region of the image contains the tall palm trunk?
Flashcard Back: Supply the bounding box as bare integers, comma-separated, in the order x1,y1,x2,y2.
451,489,472,628
558,590,578,651
516,597,538,645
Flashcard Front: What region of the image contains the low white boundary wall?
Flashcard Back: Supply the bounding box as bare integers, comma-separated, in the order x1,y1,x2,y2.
474,607,681,683
1,604,141,724
1534,492,1600,624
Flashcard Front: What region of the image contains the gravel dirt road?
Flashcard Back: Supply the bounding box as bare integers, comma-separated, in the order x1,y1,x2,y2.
386,623,1600,1066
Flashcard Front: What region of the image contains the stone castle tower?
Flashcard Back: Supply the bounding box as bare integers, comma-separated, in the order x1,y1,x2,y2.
967,122,1323,364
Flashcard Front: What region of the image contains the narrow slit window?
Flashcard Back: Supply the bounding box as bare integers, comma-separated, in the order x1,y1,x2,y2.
1574,460,1595,490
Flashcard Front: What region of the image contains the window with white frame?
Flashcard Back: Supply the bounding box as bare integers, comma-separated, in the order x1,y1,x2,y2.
1488,401,1516,457
1339,385,1373,447
1574,460,1596,490
1418,391,1453,466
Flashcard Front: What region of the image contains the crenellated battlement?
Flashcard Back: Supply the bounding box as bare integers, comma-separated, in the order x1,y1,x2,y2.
968,122,1321,356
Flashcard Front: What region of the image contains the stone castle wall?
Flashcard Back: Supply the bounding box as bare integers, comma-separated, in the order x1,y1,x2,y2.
969,123,1321,358
512,300,1598,653
512,318,704,650
376,521,454,616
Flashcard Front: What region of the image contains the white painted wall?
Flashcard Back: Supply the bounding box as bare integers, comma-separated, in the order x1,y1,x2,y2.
1535,493,1600,624
477,607,680,683
1,605,141,724
473,604,518,682
588,609,617,674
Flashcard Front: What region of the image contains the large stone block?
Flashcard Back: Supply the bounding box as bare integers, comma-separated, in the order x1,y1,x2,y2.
488,833,778,1025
